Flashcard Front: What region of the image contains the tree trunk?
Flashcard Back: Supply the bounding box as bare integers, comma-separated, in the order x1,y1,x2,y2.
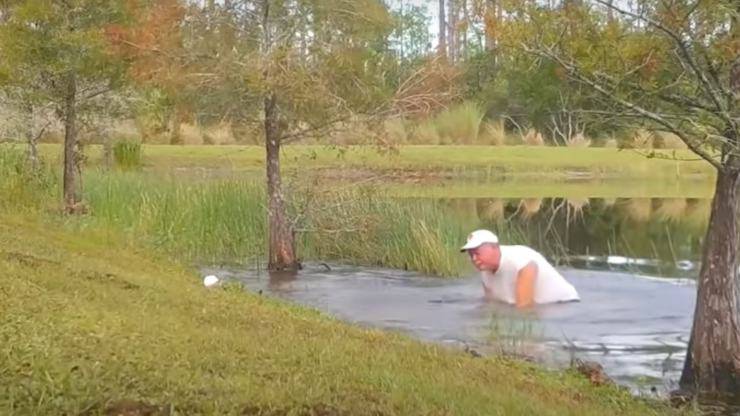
679,166,740,394
438,0,446,58
461,0,468,61
447,0,457,62
603,0,614,23
63,72,82,214
264,93,299,272
23,101,39,173
102,125,113,171
169,106,183,145
485,0,496,53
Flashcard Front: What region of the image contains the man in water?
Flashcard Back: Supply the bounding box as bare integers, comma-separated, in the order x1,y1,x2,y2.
461,229,579,308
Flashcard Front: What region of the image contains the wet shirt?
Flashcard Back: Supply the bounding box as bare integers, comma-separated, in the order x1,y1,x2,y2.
481,245,580,304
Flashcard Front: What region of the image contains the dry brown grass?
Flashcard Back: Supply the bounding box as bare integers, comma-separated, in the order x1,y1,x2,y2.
654,198,688,222
518,198,543,219
522,128,545,146
602,138,619,148
201,122,237,145
476,198,505,222
383,118,408,145
626,129,688,150
409,121,440,144
619,198,652,222
567,197,589,213
654,132,688,149
480,120,507,146
631,129,656,149
566,132,591,148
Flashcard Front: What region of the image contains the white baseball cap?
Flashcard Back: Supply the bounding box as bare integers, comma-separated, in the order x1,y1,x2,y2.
460,229,499,252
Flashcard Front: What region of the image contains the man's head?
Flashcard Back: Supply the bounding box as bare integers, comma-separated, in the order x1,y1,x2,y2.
460,229,501,272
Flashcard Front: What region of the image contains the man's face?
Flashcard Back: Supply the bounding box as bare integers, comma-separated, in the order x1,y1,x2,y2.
467,243,501,272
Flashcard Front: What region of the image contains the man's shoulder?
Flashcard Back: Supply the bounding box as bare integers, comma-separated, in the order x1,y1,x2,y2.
499,245,542,270
501,244,540,258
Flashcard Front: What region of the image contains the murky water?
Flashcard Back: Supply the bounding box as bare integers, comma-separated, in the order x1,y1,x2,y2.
203,263,695,396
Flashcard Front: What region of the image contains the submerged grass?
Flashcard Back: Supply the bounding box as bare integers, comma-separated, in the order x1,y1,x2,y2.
0,216,690,415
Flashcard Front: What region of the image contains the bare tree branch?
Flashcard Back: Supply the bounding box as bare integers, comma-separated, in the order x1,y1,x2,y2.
81,87,112,101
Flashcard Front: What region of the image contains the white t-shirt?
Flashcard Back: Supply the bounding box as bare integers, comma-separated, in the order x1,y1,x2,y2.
481,245,580,305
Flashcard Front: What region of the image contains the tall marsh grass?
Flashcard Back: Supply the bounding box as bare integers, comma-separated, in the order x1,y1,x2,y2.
403,103,519,146
113,139,142,169
86,179,479,275
0,146,479,276
479,120,507,146
301,191,474,276
434,101,484,145
0,145,58,211
83,174,267,265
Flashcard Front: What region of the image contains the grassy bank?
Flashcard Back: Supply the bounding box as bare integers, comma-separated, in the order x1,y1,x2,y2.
37,144,715,180
0,215,690,415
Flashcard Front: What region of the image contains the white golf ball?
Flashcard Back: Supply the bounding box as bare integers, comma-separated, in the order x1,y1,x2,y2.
203,275,220,288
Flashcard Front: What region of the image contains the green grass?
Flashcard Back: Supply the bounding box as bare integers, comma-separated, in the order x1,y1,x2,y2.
112,139,143,170
36,144,715,180
297,190,479,276
0,145,59,211
0,215,692,415
1,147,476,276
83,173,268,267
76,173,478,275
432,102,484,145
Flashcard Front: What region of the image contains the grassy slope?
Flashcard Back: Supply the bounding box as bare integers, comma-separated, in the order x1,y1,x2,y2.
38,144,714,180
0,215,689,416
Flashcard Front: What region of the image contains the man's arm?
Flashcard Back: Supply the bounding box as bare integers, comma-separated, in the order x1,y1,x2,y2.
515,262,538,308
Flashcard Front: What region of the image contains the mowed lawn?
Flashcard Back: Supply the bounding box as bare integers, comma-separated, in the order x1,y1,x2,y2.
36,144,715,180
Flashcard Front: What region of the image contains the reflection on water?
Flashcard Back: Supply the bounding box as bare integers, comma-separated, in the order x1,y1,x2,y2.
442,197,711,278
